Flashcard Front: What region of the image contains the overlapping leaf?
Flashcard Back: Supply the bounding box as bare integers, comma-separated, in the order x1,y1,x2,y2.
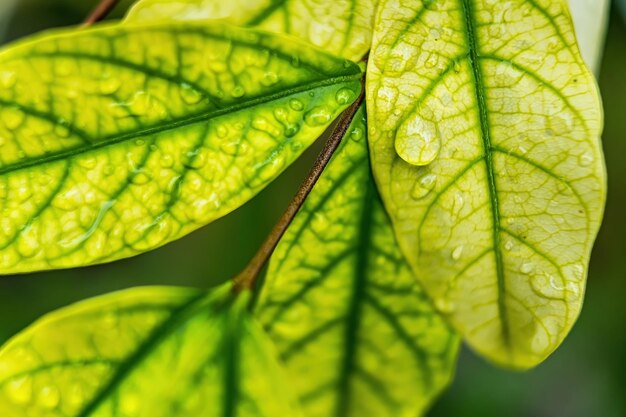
367,0,606,368
125,0,377,61
0,21,361,273
256,106,459,417
0,284,302,416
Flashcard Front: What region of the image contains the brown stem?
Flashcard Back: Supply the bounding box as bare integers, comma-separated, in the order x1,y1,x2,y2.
233,87,365,292
82,0,121,27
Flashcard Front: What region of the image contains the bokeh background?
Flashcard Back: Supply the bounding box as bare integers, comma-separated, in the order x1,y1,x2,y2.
0,1,624,416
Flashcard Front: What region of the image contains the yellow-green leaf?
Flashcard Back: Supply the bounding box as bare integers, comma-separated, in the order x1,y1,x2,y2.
256,106,459,417
125,0,377,61
0,21,362,274
366,0,606,369
0,284,303,417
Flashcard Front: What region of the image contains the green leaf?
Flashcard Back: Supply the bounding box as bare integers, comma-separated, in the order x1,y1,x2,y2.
0,284,303,416
256,106,459,417
366,0,606,369
125,0,377,61
0,21,362,274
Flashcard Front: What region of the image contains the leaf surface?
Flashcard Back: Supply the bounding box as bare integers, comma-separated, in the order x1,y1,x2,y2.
256,106,459,417
367,0,606,368
0,22,361,273
0,284,302,416
125,0,377,61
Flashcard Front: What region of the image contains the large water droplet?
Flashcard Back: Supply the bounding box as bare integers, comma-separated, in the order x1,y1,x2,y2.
411,173,437,200
335,87,355,105
289,99,304,111
304,107,332,126
395,114,441,166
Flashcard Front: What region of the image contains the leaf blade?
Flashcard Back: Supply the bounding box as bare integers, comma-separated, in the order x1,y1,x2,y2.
125,0,377,61
0,284,302,417
256,106,459,417
0,21,362,273
367,0,605,368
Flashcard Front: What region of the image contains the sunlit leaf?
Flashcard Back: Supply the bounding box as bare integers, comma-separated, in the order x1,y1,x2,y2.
367,0,606,368
256,106,459,417
0,21,362,274
0,284,303,416
125,0,376,61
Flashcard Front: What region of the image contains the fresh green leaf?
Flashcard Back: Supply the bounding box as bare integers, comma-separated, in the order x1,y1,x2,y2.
0,284,303,416
256,106,459,417
366,0,606,368
0,21,362,274
125,0,377,61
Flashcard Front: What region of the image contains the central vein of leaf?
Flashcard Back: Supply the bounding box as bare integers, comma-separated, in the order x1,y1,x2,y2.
460,0,510,347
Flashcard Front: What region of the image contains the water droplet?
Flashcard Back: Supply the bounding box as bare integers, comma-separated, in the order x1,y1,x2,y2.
395,114,441,166
335,88,355,105
16,227,40,258
549,275,565,291
0,71,16,88
521,262,534,274
68,383,84,407
284,125,299,137
99,77,121,95
128,91,155,116
160,154,174,168
180,83,203,105
231,86,245,98
38,385,60,409
216,125,228,138
289,99,304,111
6,376,32,405
435,297,455,314
452,245,464,261
2,107,25,130
185,148,207,169
130,169,151,185
350,127,364,142
578,151,593,167
504,240,514,251
54,120,71,138
453,60,461,73
304,107,332,126
411,173,437,200
78,156,98,169
261,72,279,86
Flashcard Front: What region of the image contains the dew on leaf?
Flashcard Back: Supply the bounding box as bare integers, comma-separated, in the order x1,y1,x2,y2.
180,83,203,105
231,86,245,98
451,245,464,261
578,151,593,167
395,114,441,166
411,173,437,200
335,87,355,105
304,107,332,126
2,107,25,130
38,385,60,409
99,77,121,95
6,376,32,405
289,98,304,111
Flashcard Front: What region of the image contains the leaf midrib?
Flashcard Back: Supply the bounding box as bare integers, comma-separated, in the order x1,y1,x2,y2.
0,73,361,177
460,0,510,347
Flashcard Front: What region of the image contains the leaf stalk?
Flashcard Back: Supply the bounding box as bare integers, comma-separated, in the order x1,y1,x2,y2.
233,85,365,293
83,0,121,26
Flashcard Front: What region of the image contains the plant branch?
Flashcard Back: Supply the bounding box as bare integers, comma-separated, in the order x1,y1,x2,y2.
233,86,365,293
83,0,121,27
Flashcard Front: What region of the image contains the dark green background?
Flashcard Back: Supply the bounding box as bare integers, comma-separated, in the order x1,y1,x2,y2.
0,1,624,416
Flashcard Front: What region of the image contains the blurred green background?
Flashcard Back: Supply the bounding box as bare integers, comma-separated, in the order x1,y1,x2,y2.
0,1,624,416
